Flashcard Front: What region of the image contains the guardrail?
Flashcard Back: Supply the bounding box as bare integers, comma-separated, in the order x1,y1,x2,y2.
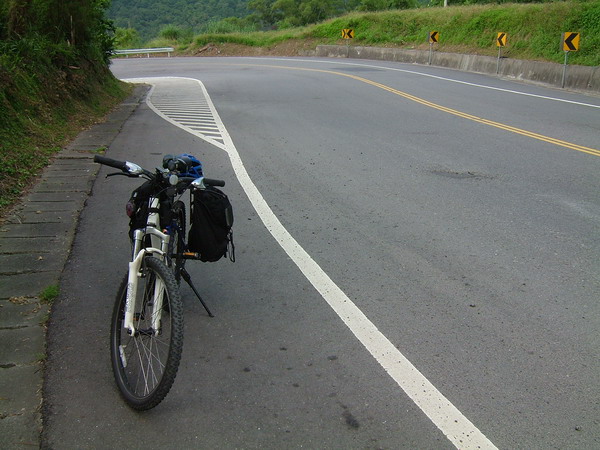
113,47,174,58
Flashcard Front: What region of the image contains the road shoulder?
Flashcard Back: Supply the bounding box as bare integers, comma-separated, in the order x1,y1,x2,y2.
0,84,149,448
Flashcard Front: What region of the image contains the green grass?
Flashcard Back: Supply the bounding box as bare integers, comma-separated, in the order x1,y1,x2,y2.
186,1,600,66
0,58,131,216
39,285,60,304
194,28,305,48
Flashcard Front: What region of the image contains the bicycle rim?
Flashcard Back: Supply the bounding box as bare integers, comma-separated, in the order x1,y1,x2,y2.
110,256,184,410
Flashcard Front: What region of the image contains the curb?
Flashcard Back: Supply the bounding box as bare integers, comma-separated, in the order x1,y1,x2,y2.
316,45,600,94
0,84,148,448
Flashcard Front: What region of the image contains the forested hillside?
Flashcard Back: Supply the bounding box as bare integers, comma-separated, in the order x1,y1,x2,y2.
108,0,251,40
108,0,428,43
108,0,574,45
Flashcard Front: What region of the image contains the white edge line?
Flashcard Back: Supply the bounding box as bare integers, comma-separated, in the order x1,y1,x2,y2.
127,75,498,450
237,57,600,110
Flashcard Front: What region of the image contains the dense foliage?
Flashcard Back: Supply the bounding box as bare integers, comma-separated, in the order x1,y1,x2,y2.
108,0,579,44
108,0,428,42
108,0,251,41
1,0,114,64
0,0,126,214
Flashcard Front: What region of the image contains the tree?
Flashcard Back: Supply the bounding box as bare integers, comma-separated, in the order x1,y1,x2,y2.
299,0,335,25
114,27,140,49
6,0,33,38
3,0,115,65
358,0,417,11
248,0,279,28
250,0,346,28
272,0,299,26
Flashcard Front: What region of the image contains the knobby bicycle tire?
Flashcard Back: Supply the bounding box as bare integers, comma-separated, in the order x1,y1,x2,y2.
110,256,184,410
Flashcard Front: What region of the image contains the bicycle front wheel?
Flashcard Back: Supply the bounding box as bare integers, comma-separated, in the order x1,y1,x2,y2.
110,256,184,410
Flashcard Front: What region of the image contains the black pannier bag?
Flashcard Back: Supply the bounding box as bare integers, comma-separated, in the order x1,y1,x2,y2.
188,187,235,262
127,181,174,240
127,180,154,239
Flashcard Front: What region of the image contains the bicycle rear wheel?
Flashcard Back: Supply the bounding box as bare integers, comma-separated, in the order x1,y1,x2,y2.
110,256,184,410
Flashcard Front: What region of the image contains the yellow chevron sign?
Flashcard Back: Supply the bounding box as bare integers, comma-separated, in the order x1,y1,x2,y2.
429,31,439,44
342,29,354,39
563,32,580,51
497,32,507,47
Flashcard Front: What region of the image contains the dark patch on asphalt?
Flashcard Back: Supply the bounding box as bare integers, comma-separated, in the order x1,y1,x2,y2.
342,409,360,429
429,169,494,180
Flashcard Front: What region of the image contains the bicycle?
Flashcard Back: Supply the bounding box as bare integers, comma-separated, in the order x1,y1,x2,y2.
94,153,231,410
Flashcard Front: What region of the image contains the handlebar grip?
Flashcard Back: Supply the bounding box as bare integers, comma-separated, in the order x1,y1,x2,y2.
94,155,128,171
203,178,225,187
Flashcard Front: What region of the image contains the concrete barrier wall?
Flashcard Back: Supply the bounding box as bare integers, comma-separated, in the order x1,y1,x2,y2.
315,45,599,94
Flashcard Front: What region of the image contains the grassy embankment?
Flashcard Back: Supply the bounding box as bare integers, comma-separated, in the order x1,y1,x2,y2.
156,1,599,66
0,49,131,217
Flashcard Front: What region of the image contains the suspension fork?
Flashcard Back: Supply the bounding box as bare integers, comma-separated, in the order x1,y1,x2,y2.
124,249,146,336
125,228,170,335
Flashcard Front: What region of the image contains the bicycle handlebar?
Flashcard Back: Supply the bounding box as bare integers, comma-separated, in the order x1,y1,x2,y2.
94,155,128,171
176,176,225,188
203,178,225,187
94,155,225,187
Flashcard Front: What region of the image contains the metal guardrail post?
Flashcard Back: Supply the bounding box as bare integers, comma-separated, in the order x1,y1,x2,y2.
112,48,175,58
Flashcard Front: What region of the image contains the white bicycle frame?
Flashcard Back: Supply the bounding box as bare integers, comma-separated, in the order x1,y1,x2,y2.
123,197,171,336
121,177,210,335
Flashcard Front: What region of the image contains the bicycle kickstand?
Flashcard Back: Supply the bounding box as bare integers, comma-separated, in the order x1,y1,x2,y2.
179,268,214,317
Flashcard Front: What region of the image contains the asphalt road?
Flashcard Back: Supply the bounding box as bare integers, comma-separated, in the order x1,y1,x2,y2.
43,57,600,449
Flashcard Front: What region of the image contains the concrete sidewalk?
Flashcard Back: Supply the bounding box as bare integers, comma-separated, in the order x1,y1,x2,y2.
0,85,148,448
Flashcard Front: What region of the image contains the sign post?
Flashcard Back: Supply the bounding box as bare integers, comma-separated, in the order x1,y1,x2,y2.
342,29,354,57
561,32,580,88
496,32,507,74
428,31,439,65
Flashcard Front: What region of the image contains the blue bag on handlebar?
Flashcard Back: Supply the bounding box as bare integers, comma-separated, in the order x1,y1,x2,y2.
163,153,203,178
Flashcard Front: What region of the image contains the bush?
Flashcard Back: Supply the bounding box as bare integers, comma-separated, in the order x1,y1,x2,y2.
359,0,417,12
201,17,259,34
114,27,141,49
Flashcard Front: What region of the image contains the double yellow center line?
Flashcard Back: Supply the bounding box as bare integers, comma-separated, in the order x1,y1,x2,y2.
255,63,600,158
